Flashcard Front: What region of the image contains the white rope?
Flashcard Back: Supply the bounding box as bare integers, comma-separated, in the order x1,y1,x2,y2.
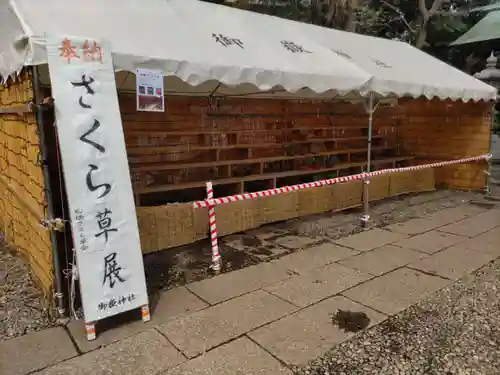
62,248,79,320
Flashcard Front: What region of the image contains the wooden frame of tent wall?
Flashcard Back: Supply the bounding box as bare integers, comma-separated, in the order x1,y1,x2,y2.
125,93,493,254
0,72,492,296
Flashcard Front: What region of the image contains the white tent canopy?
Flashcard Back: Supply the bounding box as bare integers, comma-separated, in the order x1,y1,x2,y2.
0,0,496,102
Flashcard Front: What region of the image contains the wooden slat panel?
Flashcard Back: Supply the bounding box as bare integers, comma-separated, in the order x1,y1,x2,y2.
399,99,492,191
0,72,53,295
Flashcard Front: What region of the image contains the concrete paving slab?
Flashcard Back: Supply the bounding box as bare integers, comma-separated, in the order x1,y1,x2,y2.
247,228,284,241
459,228,500,257
315,215,355,229
157,290,297,358
0,327,77,375
271,242,358,274
35,329,184,375
186,262,292,305
246,244,290,261
408,245,496,281
405,192,447,206
265,263,371,308
384,218,444,235
333,228,408,252
67,286,208,353
248,296,385,366
273,235,322,250
438,209,500,238
424,204,485,224
223,236,289,261
472,226,500,245
248,318,331,366
344,268,449,315
164,337,292,375
393,230,467,254
337,245,425,276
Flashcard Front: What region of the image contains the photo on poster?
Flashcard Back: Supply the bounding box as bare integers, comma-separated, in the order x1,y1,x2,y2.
136,68,164,112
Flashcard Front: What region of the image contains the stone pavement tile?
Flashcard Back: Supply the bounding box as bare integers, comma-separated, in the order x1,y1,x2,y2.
187,262,292,305
271,242,358,274
472,226,500,245
344,268,449,315
164,337,292,375
223,236,289,261
264,263,371,308
408,245,497,281
333,228,408,252
393,230,467,254
438,209,500,238
384,205,479,236
0,327,77,375
337,245,425,276
34,329,184,375
157,290,297,358
246,244,290,261
424,204,485,224
458,238,500,258
384,218,444,235
248,296,385,366
273,235,321,250
68,286,208,353
459,228,500,257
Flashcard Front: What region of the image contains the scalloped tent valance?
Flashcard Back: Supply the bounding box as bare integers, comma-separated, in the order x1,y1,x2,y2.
0,0,496,102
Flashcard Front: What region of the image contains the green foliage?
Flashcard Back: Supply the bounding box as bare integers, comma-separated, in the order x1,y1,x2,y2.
493,108,500,134
200,0,497,70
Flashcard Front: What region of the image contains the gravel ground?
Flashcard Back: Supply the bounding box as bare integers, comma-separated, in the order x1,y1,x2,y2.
294,258,500,375
0,245,55,342
0,189,489,342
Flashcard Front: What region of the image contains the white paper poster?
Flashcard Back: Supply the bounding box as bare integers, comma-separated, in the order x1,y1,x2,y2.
136,68,164,112
46,36,148,322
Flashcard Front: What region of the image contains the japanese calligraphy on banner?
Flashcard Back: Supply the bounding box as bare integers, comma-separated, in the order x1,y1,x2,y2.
136,68,164,112
46,36,148,322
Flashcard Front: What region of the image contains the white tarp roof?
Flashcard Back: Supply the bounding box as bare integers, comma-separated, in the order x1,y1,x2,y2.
0,0,496,102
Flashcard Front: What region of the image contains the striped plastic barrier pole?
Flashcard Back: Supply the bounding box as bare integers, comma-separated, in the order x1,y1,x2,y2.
206,181,221,273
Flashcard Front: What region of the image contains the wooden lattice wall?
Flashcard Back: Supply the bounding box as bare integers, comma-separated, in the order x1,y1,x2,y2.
126,94,491,254
121,94,411,205
0,72,53,295
400,99,492,190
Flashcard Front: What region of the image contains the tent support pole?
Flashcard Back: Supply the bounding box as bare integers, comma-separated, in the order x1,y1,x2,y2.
361,93,377,228
32,66,67,318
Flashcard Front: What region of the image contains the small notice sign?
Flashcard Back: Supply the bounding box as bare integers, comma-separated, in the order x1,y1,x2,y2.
136,68,164,112
46,36,149,323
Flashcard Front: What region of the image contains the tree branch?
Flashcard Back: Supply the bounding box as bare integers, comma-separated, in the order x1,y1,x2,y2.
429,0,446,16
418,0,429,20
380,0,415,33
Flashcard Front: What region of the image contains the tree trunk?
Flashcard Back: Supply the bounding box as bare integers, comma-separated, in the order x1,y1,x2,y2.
345,0,360,32
415,17,429,49
415,0,445,49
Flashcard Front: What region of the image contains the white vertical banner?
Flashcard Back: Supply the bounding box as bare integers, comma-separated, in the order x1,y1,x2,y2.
46,36,148,322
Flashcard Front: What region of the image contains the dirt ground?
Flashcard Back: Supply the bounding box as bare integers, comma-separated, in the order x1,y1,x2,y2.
0,189,485,341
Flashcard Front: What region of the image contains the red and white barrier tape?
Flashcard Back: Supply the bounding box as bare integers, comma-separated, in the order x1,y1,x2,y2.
206,182,221,272
194,154,490,209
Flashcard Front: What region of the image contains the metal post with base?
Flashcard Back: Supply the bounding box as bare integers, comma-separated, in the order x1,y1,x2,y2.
360,93,380,229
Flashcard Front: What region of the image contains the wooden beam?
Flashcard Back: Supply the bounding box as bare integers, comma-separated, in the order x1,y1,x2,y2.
0,173,44,219
0,102,34,115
